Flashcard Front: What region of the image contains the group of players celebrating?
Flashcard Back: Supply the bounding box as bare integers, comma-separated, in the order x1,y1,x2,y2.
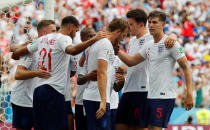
9,8,194,130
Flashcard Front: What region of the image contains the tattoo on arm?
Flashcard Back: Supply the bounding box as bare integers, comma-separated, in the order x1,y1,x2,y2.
179,60,189,70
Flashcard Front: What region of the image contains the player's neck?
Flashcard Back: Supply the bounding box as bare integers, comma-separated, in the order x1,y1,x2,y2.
58,29,69,36
106,32,116,44
136,28,147,39
153,32,165,43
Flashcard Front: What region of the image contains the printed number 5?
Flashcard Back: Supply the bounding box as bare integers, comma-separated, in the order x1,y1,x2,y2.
156,108,163,119
39,48,52,72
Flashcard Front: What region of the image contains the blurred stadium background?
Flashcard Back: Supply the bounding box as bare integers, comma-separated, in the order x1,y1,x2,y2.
0,0,209,129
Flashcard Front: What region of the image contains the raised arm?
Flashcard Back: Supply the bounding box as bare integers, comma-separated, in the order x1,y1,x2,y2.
10,41,33,59
118,50,145,67
177,57,193,110
65,31,106,55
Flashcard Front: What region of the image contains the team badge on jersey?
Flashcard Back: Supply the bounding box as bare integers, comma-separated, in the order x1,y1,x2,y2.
139,39,145,46
158,45,164,53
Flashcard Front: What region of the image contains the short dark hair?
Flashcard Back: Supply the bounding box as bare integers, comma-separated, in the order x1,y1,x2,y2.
37,20,55,31
107,18,129,32
126,9,147,26
148,10,166,22
61,16,79,27
80,27,95,38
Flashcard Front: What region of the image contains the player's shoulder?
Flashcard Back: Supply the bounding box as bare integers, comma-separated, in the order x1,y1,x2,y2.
95,38,112,48
48,33,71,42
145,34,153,42
129,36,137,42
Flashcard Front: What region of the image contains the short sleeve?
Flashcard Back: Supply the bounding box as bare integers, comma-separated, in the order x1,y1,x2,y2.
138,43,148,59
27,40,38,53
58,36,72,52
171,42,185,60
78,66,86,75
70,56,76,71
97,42,114,62
18,55,33,68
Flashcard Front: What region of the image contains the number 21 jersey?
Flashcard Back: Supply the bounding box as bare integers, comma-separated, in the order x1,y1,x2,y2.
27,33,72,95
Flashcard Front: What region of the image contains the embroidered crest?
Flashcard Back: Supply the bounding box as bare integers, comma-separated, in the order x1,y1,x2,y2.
158,45,164,53
139,39,145,46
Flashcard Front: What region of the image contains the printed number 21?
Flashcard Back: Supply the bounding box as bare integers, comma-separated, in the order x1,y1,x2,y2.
39,48,52,72
156,108,163,119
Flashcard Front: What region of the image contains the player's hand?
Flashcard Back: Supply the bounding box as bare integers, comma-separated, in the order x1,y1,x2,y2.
37,69,51,79
113,44,120,55
87,70,97,81
115,73,125,84
93,31,106,41
96,101,106,119
184,93,193,111
113,73,125,92
116,67,124,75
164,35,176,48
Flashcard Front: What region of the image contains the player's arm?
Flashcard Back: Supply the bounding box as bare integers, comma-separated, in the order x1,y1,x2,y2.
118,50,145,67
177,57,193,110
65,31,106,55
77,70,97,85
79,52,86,67
10,41,33,60
96,59,107,119
15,65,51,80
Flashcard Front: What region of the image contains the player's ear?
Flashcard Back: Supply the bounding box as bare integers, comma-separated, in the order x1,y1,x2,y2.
162,21,166,28
114,29,121,36
68,24,73,30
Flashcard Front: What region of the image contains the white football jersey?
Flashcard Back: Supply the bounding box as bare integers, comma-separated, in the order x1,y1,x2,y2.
83,38,114,103
139,35,185,99
110,56,123,109
123,34,152,93
27,33,72,95
75,64,87,105
10,53,38,107
64,56,76,101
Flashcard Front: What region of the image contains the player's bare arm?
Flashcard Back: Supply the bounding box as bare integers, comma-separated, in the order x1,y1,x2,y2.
65,31,106,55
177,57,193,111
12,45,30,58
10,41,32,60
79,54,85,67
15,65,51,80
118,50,145,67
77,70,97,85
96,59,107,119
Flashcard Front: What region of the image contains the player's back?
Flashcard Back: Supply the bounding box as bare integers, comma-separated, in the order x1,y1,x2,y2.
35,33,72,94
